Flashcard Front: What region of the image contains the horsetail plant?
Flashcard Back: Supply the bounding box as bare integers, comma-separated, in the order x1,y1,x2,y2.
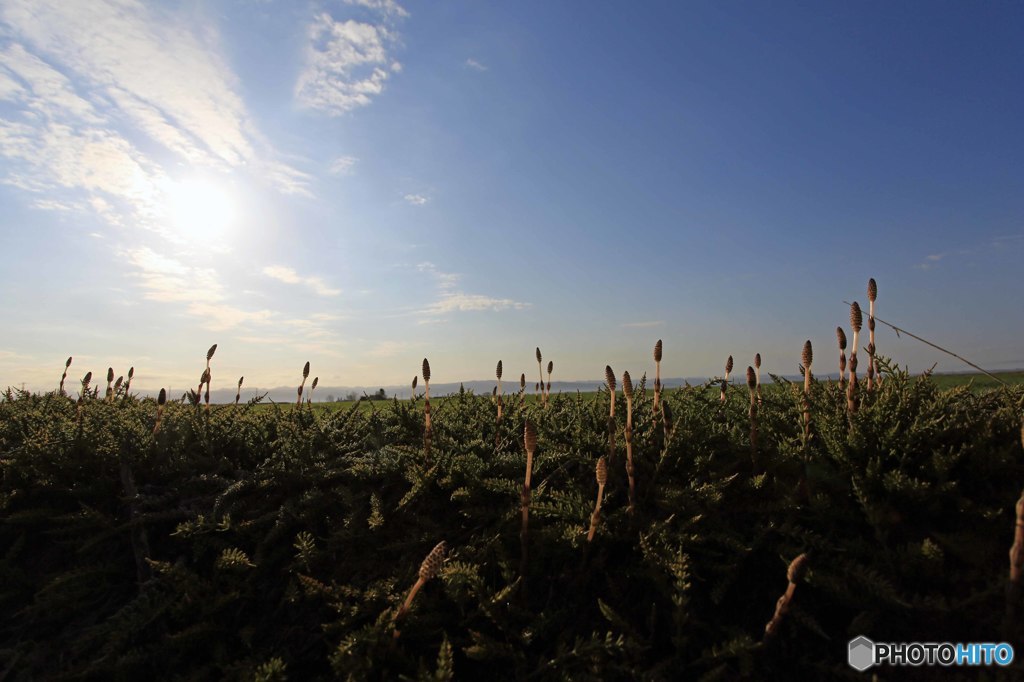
297,361,310,407
721,355,733,403
754,352,762,406
848,354,859,415
153,388,167,435
393,540,447,639
763,554,809,641
1006,489,1024,626
423,359,432,460
653,339,663,413
849,302,862,385
747,366,759,468
586,456,608,543
546,360,553,403
606,365,616,466
868,278,879,388
519,373,526,409
59,356,72,395
308,377,318,404
837,327,847,389
536,347,544,406
801,341,813,444
622,371,636,515
521,420,537,582
122,366,134,400
496,360,503,422
105,367,114,401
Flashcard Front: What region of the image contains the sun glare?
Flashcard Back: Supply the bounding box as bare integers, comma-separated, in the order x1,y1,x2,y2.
164,177,236,242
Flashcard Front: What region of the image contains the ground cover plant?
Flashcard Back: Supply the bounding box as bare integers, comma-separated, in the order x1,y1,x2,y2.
2,316,1024,679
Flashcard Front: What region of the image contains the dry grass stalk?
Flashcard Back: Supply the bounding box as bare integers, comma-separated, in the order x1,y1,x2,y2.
587,456,608,542
393,540,447,638
754,353,762,406
836,327,847,390
653,340,663,413
154,388,167,435
764,554,809,640
59,356,72,395
423,358,432,459
521,421,537,580
747,366,759,467
720,355,733,403
801,340,813,443
622,371,636,515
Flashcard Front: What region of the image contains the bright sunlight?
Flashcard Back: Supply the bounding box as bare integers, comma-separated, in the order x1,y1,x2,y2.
164,176,236,242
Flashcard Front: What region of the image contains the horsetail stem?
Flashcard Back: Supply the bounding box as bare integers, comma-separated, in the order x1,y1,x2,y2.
802,340,813,443
747,366,759,467
754,352,762,406
154,388,167,435
653,339,663,413
235,376,244,405
423,359,432,460
623,371,636,515
297,361,310,407
587,456,608,543
59,356,72,395
764,554,809,640
521,421,537,582
606,365,616,467
393,540,447,638
837,326,847,389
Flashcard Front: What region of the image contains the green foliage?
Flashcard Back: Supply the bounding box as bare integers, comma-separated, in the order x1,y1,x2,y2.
0,374,1022,679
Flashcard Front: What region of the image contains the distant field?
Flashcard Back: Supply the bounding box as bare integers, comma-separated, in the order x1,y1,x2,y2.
254,371,1024,411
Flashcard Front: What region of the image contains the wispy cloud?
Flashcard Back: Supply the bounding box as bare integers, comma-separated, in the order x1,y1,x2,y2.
342,0,409,19
295,9,403,116
403,193,429,205
263,265,341,296
126,247,276,332
0,0,310,196
465,58,488,72
621,321,664,328
416,261,529,315
366,340,410,358
329,155,358,175
914,253,944,270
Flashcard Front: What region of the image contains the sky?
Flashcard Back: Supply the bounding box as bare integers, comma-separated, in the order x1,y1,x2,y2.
1,0,1022,394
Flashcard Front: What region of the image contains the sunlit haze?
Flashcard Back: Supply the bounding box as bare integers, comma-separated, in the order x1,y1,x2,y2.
1,1,1021,395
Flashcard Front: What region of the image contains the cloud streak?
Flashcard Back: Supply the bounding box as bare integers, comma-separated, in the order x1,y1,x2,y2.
416,262,529,315
263,265,342,297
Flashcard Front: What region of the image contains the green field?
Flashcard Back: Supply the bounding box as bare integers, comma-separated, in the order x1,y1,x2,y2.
2,363,1023,679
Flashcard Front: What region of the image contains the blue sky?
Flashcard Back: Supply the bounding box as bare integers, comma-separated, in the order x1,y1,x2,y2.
1,0,1021,392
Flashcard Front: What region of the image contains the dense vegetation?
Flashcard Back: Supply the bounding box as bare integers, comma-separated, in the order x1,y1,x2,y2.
1,360,1022,680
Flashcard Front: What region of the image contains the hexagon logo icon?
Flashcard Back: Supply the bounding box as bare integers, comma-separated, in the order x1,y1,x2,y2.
848,636,875,671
